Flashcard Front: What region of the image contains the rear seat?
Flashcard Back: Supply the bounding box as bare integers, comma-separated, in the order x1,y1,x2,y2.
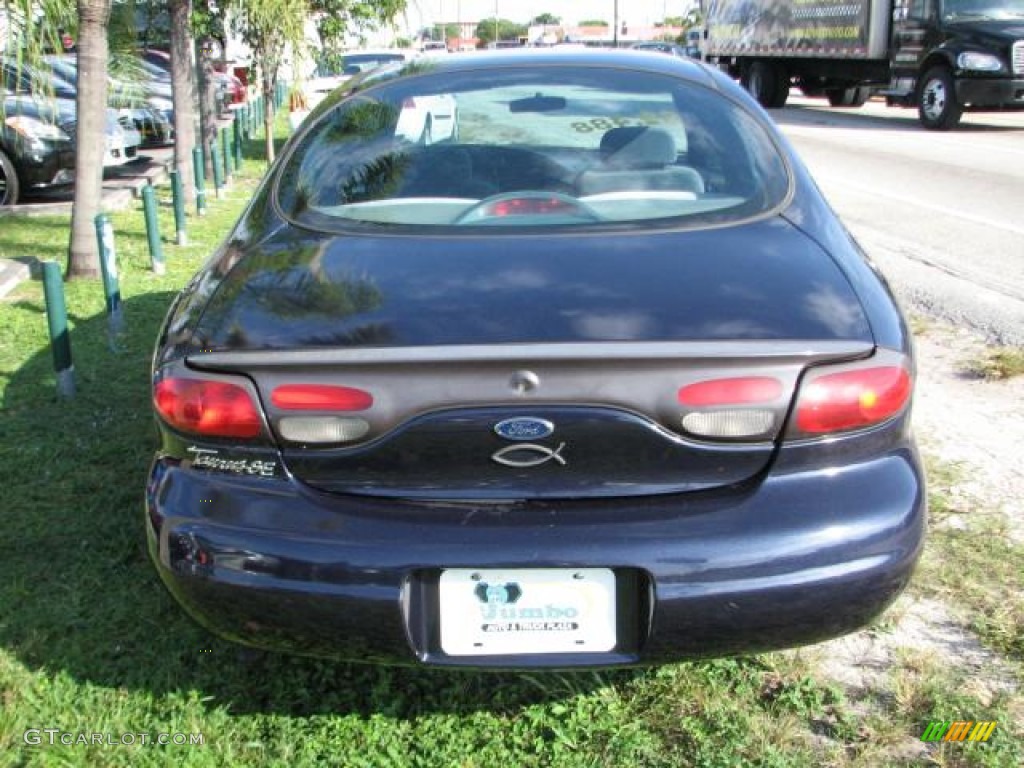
577,126,705,196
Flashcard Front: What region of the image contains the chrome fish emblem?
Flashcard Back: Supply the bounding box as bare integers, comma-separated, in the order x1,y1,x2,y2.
491,442,567,468
494,417,554,441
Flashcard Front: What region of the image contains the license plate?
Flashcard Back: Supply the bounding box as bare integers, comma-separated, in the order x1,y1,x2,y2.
439,568,616,656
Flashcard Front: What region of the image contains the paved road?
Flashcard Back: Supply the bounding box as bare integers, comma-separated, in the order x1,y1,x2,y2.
773,95,1024,345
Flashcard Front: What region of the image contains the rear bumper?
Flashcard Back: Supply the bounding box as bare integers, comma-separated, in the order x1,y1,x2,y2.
957,77,1024,109
146,446,925,668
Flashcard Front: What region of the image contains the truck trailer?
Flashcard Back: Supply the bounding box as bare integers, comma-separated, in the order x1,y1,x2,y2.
702,0,1024,129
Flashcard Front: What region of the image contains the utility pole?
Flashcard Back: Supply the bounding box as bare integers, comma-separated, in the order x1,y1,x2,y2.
613,0,619,47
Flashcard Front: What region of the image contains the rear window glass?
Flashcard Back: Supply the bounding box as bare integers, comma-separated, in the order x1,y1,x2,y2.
276,64,790,230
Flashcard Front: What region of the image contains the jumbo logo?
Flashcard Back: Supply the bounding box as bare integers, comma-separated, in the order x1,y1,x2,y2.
494,417,554,441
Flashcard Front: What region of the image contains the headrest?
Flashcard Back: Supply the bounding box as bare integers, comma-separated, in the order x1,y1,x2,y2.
600,126,676,168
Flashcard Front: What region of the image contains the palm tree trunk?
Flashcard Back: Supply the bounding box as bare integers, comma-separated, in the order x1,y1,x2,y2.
67,0,112,279
196,37,218,179
263,78,275,163
169,0,196,203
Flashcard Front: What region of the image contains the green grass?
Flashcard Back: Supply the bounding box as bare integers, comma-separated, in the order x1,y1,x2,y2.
917,459,1024,660
1,133,1022,767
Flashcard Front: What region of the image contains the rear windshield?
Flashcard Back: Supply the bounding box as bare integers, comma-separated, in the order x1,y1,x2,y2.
276,64,790,231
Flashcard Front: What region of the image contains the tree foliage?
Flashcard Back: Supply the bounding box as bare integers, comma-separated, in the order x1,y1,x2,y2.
309,0,405,57
228,0,308,162
578,19,609,27
530,13,560,25
473,18,526,47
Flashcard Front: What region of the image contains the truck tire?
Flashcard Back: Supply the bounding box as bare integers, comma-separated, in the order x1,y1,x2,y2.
797,77,826,98
826,86,872,107
0,149,20,207
918,66,963,130
742,62,789,109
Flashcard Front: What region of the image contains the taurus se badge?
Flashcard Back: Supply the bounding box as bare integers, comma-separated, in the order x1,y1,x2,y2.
491,442,567,468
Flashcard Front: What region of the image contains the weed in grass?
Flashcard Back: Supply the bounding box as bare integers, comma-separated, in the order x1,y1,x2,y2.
962,346,1024,380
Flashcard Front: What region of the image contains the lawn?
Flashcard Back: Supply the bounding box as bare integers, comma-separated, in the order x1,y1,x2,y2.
0,136,1020,768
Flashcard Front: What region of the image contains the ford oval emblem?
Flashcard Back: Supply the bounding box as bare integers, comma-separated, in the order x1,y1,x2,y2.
494,417,554,441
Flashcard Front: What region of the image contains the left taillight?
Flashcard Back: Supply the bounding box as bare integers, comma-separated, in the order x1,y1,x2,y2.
154,376,263,439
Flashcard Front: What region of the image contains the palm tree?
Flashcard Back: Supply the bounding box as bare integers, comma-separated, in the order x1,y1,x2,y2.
67,0,112,278
169,0,196,204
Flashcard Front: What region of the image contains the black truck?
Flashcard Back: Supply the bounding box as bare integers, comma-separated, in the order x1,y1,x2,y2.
702,0,1024,128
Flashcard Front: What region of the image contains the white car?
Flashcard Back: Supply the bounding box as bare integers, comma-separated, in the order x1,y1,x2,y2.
395,93,458,145
103,110,142,166
305,50,417,109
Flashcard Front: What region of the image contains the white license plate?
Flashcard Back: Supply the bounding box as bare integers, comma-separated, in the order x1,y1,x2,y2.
439,568,616,656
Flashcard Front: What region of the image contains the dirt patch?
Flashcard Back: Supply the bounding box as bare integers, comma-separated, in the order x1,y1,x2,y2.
912,322,1024,544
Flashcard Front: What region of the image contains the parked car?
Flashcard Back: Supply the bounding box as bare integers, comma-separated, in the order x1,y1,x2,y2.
147,50,924,667
1,85,142,205
631,41,689,57
304,49,417,108
212,70,246,116
1,87,75,205
41,54,173,146
2,58,144,161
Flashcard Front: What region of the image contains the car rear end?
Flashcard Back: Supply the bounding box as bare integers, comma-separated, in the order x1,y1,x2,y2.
146,54,925,667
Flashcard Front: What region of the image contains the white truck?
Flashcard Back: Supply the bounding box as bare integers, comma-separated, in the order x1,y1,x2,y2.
702,0,1024,128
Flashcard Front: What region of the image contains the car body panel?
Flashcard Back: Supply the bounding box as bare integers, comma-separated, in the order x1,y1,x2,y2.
147,50,925,667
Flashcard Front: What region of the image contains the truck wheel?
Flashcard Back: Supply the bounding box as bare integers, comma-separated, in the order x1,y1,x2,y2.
743,62,784,109
918,66,963,130
771,73,791,109
0,150,20,207
826,87,871,108
848,86,872,107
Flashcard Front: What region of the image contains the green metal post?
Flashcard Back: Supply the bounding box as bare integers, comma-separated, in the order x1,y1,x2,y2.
94,214,121,315
192,145,207,216
141,184,166,274
41,261,75,398
170,170,187,245
94,214,125,350
211,139,224,198
233,113,243,170
221,126,232,178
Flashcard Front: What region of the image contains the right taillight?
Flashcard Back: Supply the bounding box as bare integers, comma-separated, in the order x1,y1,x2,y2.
154,376,263,439
793,364,911,436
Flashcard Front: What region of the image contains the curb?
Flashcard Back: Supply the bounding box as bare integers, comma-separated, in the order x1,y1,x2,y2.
0,149,172,218
0,256,38,299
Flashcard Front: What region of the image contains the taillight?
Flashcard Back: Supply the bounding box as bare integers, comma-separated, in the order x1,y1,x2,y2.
154,377,263,438
271,384,373,411
402,97,418,109
487,197,578,217
678,377,783,406
794,365,911,435
677,376,784,440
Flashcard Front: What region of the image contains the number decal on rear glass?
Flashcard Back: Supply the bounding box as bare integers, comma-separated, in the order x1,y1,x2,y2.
571,117,649,133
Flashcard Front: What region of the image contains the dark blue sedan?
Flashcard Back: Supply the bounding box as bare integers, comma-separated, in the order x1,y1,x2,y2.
147,49,925,667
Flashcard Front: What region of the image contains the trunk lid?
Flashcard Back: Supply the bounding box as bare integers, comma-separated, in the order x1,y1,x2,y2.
188,218,873,500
